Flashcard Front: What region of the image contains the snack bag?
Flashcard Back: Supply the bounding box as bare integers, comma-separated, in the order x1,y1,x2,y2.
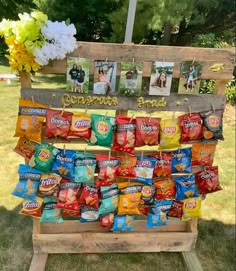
56,181,81,210
171,147,192,174
135,117,161,146
178,113,202,143
116,155,137,178
45,108,73,140
99,212,115,228
138,205,149,216
134,156,156,186
19,197,43,218
182,197,201,220
195,166,222,194
40,197,63,223
62,208,81,217
112,116,136,155
51,149,76,179
14,98,48,143
74,152,96,184
167,200,184,218
149,152,172,177
192,143,216,166
14,137,37,161
174,175,198,201
96,154,120,187
159,118,181,149
99,184,119,215
79,184,99,209
140,185,156,205
80,206,99,222
12,164,42,200
154,177,176,200
38,173,62,198
111,215,134,231
69,112,91,140
89,114,115,147
29,143,58,172
200,110,224,141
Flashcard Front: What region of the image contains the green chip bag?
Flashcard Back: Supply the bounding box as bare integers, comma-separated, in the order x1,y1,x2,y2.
89,114,115,147
98,184,119,215
40,197,63,223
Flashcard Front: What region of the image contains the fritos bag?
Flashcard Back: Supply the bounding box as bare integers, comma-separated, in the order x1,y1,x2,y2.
192,142,216,166
116,155,137,178
111,215,134,231
98,184,119,215
38,173,62,198
79,184,99,209
112,116,136,155
14,98,48,143
69,112,91,140
14,137,37,161
182,197,201,220
154,177,176,200
149,152,172,177
171,147,192,174
167,200,184,219
40,197,63,223
135,117,161,147
174,175,198,201
19,197,43,218
134,156,156,186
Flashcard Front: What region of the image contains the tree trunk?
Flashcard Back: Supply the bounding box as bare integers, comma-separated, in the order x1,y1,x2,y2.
161,22,172,45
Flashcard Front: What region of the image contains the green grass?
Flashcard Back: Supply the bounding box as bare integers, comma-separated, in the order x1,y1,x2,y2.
0,63,235,271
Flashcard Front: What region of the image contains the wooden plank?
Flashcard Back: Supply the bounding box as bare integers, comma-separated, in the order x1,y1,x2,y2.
33,232,197,254
29,253,48,271
181,251,204,271
21,88,226,113
214,79,229,96
20,72,31,88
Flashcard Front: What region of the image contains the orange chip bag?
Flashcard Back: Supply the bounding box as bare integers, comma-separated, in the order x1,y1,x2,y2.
14,137,37,161
69,112,91,140
154,177,176,200
182,197,201,220
192,142,216,166
116,156,137,178
19,197,43,218
14,98,48,143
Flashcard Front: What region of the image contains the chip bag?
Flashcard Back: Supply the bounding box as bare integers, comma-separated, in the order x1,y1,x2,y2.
140,185,156,205
45,108,73,140
38,173,62,198
80,206,99,222
99,184,119,215
171,147,192,173
149,152,172,177
74,152,96,184
111,215,135,231
182,197,201,220
135,117,161,147
12,164,42,200
174,175,198,201
40,197,63,223
116,155,137,178
19,197,43,218
69,112,91,140
178,113,203,143
134,156,156,186
89,114,115,147
195,166,222,194
14,98,48,143
167,200,183,218
14,137,37,161
79,184,99,209
154,177,176,200
99,212,115,228
112,116,136,155
192,143,216,166
159,118,181,149
62,208,81,217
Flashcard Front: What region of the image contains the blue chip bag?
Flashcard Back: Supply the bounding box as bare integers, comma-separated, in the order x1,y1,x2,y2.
98,184,119,215
12,164,42,200
134,156,156,185
111,215,135,231
171,147,192,173
40,197,63,223
80,205,99,222
174,175,198,201
52,149,76,179
74,152,96,184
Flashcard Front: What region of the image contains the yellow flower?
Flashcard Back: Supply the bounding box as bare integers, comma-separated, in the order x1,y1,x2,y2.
31,11,48,22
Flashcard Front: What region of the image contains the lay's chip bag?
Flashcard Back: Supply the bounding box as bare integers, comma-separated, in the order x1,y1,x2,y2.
134,156,156,186
171,147,192,174
182,197,201,220
111,215,135,231
40,197,63,223
174,175,198,201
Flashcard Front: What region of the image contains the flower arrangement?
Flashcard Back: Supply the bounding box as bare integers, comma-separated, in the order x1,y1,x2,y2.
0,11,77,72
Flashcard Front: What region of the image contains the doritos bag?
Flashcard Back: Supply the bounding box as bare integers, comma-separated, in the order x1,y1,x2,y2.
38,173,62,198
174,175,198,201
149,152,172,177
154,177,176,200
134,156,156,186
79,184,99,209
14,137,37,161
69,112,91,140
182,197,201,220
192,142,216,166
40,197,63,223
171,147,192,174
19,197,43,218
167,200,184,219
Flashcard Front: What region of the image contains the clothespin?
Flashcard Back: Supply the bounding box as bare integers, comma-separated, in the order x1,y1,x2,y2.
61,105,65,116
132,58,135,65
84,147,87,154
108,150,111,160
172,111,176,121
103,111,108,120
129,114,134,123
192,58,195,64
141,151,144,160
31,96,35,105
148,113,152,122
84,108,88,115
63,144,66,155
105,57,108,63
188,105,192,116
211,103,215,112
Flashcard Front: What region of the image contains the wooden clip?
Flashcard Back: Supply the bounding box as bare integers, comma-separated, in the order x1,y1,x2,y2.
84,147,87,154
132,58,135,65
84,108,88,115
141,151,144,160
148,113,152,122
188,105,192,116
129,114,134,123
108,150,111,160
63,144,66,155
172,111,176,121
105,57,108,63
103,112,108,120
61,105,65,116
211,103,215,112
31,96,35,105
192,58,195,64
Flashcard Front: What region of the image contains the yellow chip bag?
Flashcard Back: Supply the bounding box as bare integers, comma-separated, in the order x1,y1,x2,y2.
14,98,48,143
159,118,181,149
182,197,201,220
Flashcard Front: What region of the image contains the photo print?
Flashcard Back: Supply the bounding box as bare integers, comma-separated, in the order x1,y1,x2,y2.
119,61,143,96
93,61,117,95
67,57,90,93
178,61,203,94
149,61,174,96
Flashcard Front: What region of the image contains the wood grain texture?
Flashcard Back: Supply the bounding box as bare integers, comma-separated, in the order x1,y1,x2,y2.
182,251,204,271
28,253,48,271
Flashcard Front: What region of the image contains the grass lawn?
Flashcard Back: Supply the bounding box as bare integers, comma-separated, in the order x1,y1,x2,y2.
0,63,235,271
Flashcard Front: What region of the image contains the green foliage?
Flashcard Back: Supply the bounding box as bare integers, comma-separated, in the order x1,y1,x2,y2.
192,33,232,48
225,80,236,106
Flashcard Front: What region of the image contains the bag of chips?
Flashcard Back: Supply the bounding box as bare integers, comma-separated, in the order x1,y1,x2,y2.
62,208,81,217
159,118,181,149
167,200,184,219
45,108,73,140
112,116,136,155
116,155,137,178
19,197,43,218
111,215,135,231
178,113,203,143
69,112,91,140
174,175,198,201
140,185,156,205
149,152,172,177
80,206,99,222
74,152,96,184
79,184,99,209
134,156,156,186
52,149,76,179
200,110,224,141
192,143,216,166
99,184,119,215
29,143,58,172
135,117,161,147
14,137,37,161
182,197,201,220
99,212,115,228
171,147,192,174
12,164,42,200
195,166,222,194
14,98,48,143
38,173,62,198
154,177,176,200
40,197,63,223
89,114,115,147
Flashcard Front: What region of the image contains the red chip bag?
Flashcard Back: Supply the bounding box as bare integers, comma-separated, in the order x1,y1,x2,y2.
99,212,115,228
195,166,222,194
167,200,183,218
192,143,216,166
79,184,99,209
135,117,161,147
45,108,72,140
69,112,91,140
154,177,176,200
116,155,137,178
178,113,203,143
112,116,136,155
14,137,37,160
138,205,149,216
149,152,172,177
62,208,81,217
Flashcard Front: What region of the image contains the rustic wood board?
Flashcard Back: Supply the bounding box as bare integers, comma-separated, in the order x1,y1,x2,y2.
29,253,48,271
182,251,204,271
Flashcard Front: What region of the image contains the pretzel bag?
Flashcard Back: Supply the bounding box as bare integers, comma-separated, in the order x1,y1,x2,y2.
171,147,192,174
69,112,91,140
14,137,37,161
149,152,172,177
